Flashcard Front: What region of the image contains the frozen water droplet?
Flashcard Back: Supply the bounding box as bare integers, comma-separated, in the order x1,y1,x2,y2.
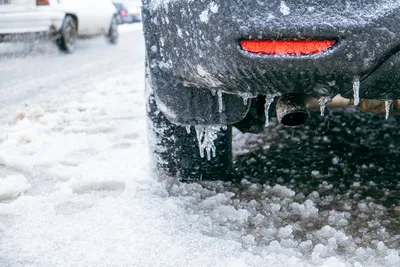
186,125,191,134
353,76,360,106
265,94,275,127
385,100,391,120
194,126,220,160
217,90,223,113
318,97,331,117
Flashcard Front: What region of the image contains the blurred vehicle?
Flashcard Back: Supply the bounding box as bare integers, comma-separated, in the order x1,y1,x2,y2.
0,0,119,53
126,1,141,23
112,2,130,24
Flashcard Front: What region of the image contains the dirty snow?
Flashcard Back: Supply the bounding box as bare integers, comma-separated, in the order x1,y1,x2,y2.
0,26,398,267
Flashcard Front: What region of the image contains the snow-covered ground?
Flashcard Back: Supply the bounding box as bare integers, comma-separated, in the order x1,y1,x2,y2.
0,25,399,267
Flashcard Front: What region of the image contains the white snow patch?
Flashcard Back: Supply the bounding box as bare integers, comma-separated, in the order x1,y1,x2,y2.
118,23,143,33
280,1,291,16
194,65,223,87
210,2,219,13
0,175,31,200
200,9,209,23
0,43,398,267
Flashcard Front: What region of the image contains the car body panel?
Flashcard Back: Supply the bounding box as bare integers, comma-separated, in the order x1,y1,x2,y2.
0,10,64,34
0,0,64,33
0,0,35,14
143,0,400,101
0,0,116,36
56,0,116,36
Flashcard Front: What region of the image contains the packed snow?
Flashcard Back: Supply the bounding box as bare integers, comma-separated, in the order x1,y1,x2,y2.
0,25,398,267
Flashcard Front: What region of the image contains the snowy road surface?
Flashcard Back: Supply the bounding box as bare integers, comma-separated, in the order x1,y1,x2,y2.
0,24,399,267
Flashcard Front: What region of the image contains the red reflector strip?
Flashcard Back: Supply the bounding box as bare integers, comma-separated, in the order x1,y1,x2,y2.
241,40,336,55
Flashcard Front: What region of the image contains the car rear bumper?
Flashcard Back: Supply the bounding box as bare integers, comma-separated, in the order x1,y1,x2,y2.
143,0,400,101
0,10,65,35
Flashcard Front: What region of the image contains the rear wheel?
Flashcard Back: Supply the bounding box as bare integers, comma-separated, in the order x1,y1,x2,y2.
56,15,77,53
146,78,233,181
107,16,119,45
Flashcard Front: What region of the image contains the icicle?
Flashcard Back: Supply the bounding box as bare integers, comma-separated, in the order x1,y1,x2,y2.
318,96,331,117
265,94,275,127
239,92,252,105
385,100,391,120
194,125,220,160
210,89,217,96
353,76,360,106
217,90,224,113
186,125,191,134
195,126,205,152
243,97,249,105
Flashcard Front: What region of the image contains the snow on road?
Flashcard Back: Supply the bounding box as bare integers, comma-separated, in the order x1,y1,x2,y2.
0,26,398,267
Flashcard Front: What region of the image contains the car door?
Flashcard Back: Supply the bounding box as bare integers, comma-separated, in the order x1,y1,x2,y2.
91,0,115,34
0,0,35,14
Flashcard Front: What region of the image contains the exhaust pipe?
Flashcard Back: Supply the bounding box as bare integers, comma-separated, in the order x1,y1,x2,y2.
307,95,400,116
275,94,400,127
359,99,400,116
276,94,310,127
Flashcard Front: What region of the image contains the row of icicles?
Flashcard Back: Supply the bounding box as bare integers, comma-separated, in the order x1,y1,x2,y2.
190,77,391,160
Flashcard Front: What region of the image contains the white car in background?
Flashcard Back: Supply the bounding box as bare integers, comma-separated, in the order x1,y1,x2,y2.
126,0,141,23
0,0,119,53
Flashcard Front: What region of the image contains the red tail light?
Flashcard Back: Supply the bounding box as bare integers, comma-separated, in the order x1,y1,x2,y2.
120,9,127,17
241,40,336,55
36,0,50,5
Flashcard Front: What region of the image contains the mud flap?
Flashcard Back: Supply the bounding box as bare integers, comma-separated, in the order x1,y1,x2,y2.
152,72,250,126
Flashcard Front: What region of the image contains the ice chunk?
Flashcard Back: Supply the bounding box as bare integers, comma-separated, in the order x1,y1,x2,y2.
353,76,360,106
278,225,293,238
195,126,221,160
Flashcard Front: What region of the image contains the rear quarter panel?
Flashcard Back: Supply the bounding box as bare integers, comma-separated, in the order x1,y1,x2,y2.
58,0,115,36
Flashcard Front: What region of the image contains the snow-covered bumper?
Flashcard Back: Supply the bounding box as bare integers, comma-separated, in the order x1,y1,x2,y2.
0,10,65,36
143,0,400,125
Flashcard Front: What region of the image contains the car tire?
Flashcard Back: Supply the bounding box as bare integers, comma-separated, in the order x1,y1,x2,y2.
56,15,77,53
146,70,233,181
107,16,119,45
